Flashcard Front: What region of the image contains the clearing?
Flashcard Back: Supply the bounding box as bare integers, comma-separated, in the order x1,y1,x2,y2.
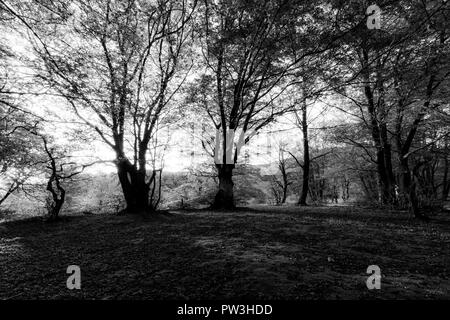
0,206,449,299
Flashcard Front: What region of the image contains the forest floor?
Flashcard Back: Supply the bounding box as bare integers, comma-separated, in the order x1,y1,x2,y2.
0,205,449,300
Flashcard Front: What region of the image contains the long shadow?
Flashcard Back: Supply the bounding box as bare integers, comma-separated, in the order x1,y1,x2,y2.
0,212,284,299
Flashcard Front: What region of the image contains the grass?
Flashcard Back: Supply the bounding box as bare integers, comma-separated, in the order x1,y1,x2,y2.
0,205,449,299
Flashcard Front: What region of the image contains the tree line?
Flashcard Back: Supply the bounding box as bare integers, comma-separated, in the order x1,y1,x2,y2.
0,0,448,220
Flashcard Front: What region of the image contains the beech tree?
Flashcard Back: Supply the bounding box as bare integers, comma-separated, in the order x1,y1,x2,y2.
10,0,197,214
0,5,43,207
195,0,346,209
326,0,449,217
390,0,449,218
0,117,41,206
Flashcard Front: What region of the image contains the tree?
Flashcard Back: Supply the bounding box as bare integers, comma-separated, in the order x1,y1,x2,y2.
195,0,343,209
270,142,292,205
390,0,449,218
325,0,449,218
38,134,102,221
0,7,43,207
0,112,42,206
11,0,197,214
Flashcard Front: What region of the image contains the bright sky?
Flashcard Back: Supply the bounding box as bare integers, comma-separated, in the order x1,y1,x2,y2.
2,20,351,176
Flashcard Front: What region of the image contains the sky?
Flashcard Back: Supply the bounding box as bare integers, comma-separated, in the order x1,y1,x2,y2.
2,17,351,176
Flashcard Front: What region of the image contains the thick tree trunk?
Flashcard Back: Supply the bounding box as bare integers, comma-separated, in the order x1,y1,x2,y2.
281,182,288,204
47,192,65,222
394,98,435,219
376,149,395,205
45,177,66,222
362,47,396,205
117,160,152,214
213,164,235,209
398,157,429,220
298,139,310,206
380,128,396,203
360,175,375,202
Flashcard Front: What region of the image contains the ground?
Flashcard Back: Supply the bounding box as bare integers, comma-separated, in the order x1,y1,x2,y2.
0,206,449,299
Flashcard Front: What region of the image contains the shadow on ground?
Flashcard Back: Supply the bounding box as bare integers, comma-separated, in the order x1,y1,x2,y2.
0,206,449,299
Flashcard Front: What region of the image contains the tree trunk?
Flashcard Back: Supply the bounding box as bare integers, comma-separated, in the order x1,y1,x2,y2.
398,157,429,220
360,175,375,202
298,98,310,206
377,150,395,205
117,160,152,214
43,136,66,222
381,128,396,203
280,154,288,204
213,164,235,209
281,182,288,204
361,47,396,205
299,155,310,206
394,97,435,219
47,191,65,222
